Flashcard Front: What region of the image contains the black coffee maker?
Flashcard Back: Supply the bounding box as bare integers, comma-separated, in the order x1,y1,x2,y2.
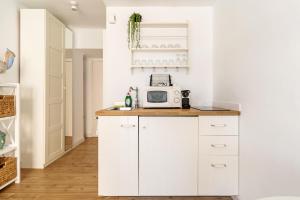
181,90,191,109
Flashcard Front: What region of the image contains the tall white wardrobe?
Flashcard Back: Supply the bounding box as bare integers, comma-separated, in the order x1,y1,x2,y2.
20,9,65,168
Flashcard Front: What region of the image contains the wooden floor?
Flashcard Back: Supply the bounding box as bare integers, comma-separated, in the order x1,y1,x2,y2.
65,136,73,151
0,138,231,200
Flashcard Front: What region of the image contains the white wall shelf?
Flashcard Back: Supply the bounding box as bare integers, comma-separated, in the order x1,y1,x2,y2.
0,83,20,189
140,21,189,28
130,21,189,71
141,36,187,39
131,48,188,52
0,145,17,156
131,65,188,68
0,116,15,122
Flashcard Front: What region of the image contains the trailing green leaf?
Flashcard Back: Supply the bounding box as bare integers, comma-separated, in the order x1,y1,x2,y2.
128,13,142,49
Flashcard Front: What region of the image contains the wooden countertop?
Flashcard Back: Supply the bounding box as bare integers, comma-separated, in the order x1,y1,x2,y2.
96,108,240,116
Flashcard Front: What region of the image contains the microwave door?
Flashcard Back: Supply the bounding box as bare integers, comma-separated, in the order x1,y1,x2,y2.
147,91,168,103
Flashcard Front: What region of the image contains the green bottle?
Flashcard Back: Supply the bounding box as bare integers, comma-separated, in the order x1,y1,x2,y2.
125,93,132,108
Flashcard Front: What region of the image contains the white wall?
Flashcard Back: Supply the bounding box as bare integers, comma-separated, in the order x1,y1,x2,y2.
71,51,85,145
72,28,103,49
65,28,73,49
103,7,213,107
0,0,24,83
214,1,300,200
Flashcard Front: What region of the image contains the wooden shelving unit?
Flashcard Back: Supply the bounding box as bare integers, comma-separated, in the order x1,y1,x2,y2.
130,21,189,71
0,83,20,190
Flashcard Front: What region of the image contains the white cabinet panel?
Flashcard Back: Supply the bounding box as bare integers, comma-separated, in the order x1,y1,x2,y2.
21,9,65,168
199,136,238,156
199,116,239,135
45,12,65,165
198,156,238,196
98,116,138,196
139,117,198,196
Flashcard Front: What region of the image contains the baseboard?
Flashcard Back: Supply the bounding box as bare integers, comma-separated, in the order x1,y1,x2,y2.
85,132,98,138
44,151,65,168
73,137,85,147
65,137,85,154
86,135,98,138
213,101,242,111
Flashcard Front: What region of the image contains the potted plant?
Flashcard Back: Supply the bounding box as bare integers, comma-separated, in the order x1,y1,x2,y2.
128,13,142,49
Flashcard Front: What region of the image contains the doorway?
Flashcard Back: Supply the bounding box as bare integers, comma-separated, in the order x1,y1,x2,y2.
84,57,103,138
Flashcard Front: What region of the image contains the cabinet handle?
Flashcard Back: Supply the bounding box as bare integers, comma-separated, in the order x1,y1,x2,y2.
211,144,227,148
120,124,136,128
211,164,227,168
210,124,227,127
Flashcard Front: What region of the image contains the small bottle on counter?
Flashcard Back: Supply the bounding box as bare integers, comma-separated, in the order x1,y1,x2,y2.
125,92,132,108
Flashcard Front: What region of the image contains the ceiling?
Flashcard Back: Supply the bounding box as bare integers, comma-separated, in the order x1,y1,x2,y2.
103,0,216,7
18,0,106,28
18,0,215,28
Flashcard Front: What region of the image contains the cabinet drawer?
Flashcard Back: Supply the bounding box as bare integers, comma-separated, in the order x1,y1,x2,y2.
198,156,238,196
199,116,239,135
199,136,238,156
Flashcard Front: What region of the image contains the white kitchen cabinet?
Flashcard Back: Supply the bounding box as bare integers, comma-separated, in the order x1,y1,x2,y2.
198,156,238,196
98,116,138,196
139,117,198,196
198,116,239,196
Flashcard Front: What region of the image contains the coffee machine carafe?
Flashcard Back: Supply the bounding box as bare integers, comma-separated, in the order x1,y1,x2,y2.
181,90,191,109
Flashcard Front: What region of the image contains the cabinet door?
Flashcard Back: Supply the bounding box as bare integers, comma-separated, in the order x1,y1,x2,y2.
198,156,238,196
139,117,198,196
45,12,65,165
98,116,138,196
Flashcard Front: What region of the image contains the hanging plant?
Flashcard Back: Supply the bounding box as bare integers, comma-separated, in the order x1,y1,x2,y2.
128,13,142,49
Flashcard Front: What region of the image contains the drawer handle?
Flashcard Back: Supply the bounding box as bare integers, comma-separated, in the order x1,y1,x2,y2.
211,164,227,168
120,124,136,128
211,144,227,148
210,124,227,127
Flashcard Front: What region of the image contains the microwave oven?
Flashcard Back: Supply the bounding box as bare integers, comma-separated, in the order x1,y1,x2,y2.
142,86,181,108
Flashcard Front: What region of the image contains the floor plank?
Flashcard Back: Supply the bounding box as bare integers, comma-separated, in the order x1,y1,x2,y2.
0,138,231,200
65,136,73,151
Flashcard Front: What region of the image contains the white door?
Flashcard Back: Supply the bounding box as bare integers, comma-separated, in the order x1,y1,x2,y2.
139,117,198,196
85,58,102,137
98,116,138,196
45,13,65,165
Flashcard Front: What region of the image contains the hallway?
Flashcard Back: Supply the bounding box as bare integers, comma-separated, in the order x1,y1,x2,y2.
0,138,231,200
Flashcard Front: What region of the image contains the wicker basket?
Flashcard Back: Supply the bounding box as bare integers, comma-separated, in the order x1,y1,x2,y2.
0,157,17,186
0,95,15,118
